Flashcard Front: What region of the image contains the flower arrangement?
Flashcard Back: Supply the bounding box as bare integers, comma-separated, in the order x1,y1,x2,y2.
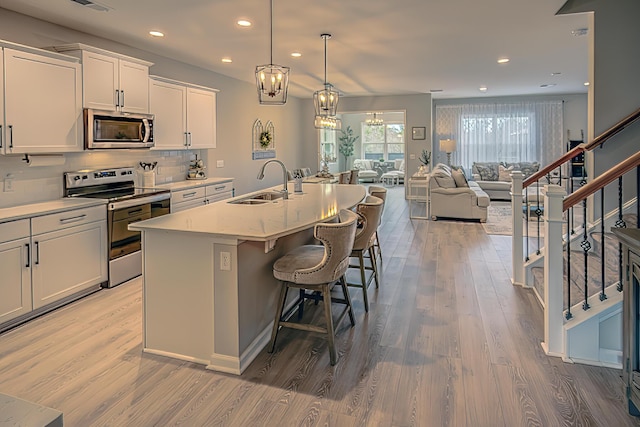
418,149,431,166
259,130,272,148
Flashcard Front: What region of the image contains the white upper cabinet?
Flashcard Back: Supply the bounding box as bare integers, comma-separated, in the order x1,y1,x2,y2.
53,44,152,114
1,46,83,154
149,76,217,150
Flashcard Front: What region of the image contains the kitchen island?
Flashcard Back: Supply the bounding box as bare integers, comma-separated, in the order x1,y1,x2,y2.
129,183,366,374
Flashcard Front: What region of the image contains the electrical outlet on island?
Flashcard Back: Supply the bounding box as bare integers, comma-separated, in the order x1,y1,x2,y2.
216,160,224,168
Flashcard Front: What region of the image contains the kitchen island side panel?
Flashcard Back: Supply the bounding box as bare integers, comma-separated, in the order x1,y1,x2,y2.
235,228,316,354
142,230,214,364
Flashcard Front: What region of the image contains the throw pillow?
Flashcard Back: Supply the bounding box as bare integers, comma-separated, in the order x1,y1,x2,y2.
451,168,468,187
434,175,457,188
518,162,540,179
473,162,499,181
498,165,514,182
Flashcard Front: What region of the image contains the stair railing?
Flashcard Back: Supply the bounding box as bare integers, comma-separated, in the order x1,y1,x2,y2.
513,107,640,287
540,153,639,356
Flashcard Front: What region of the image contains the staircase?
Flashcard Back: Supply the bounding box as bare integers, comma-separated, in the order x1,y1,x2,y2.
511,107,640,368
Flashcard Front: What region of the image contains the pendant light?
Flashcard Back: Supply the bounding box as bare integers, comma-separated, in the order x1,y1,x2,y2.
366,112,384,126
255,0,289,105
314,33,341,130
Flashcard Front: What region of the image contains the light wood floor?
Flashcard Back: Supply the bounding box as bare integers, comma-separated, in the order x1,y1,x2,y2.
1,185,639,427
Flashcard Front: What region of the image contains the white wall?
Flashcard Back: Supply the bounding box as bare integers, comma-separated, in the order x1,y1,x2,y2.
0,8,305,207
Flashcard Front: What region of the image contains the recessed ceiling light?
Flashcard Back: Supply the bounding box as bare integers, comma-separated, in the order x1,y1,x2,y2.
497,58,510,64
149,31,164,37
540,84,556,88
237,19,252,27
584,82,590,86
571,28,588,36
221,58,232,63
479,86,488,92
291,52,302,58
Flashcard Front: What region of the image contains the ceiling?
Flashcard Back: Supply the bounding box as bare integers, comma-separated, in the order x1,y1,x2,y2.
0,0,590,100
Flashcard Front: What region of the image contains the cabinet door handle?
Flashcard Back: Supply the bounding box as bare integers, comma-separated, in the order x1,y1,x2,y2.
182,191,197,199
25,243,30,268
34,241,39,265
121,90,125,108
188,132,192,147
0,124,3,148
8,125,13,149
184,132,189,147
115,89,120,107
59,214,87,224
214,186,226,191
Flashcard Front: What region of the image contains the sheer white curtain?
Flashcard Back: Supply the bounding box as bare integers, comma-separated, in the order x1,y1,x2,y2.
435,100,564,171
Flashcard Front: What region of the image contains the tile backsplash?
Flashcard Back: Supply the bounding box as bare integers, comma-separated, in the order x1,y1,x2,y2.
0,149,204,208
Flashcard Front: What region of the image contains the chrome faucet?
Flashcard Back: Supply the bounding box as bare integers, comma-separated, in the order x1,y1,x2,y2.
257,159,289,199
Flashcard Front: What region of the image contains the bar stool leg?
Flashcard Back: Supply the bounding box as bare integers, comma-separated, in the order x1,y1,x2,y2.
369,246,380,288
269,283,289,353
358,251,370,312
340,276,356,326
322,283,337,365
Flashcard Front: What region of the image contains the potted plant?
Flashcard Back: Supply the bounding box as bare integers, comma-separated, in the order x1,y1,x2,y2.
418,149,431,174
338,125,358,169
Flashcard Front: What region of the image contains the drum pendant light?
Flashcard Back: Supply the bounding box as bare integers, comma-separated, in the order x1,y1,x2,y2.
255,0,290,105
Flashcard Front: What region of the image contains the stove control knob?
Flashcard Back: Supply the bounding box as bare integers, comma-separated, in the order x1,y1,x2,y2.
74,175,81,181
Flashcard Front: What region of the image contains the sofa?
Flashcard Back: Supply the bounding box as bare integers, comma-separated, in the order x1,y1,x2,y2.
352,159,379,182
429,163,490,222
471,161,540,200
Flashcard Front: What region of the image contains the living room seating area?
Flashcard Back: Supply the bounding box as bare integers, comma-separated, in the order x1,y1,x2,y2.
429,163,490,222
471,161,540,200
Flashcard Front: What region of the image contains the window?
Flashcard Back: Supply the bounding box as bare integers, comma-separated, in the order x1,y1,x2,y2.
320,128,337,162
435,101,563,170
361,123,405,161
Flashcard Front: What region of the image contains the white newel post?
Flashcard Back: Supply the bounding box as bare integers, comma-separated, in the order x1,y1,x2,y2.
541,184,566,357
511,171,524,287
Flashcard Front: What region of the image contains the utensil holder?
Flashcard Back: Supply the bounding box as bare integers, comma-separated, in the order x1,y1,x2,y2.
142,170,155,187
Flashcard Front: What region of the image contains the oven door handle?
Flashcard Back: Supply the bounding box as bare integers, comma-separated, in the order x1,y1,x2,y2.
108,193,170,211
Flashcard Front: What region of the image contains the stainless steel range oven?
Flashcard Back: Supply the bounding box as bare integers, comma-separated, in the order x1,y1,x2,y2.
64,167,170,288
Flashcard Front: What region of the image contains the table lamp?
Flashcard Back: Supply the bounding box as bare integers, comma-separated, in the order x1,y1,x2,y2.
439,139,457,167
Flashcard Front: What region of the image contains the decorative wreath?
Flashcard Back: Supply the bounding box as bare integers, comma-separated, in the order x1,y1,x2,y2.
259,131,272,148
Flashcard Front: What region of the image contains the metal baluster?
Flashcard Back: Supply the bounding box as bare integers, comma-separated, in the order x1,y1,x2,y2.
570,171,575,235
599,188,607,301
581,196,590,311
566,212,572,320
535,179,542,255
615,176,626,292
525,187,530,262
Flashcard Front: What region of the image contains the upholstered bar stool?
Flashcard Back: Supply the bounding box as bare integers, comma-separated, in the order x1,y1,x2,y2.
269,209,359,365
368,186,387,263
347,195,384,312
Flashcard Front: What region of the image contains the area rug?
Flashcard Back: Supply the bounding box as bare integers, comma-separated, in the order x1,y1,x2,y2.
482,202,546,236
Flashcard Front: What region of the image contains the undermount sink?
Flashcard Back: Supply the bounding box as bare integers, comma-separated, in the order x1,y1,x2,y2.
228,191,285,205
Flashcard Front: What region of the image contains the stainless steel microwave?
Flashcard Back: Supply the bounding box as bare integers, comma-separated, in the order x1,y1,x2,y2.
84,109,154,149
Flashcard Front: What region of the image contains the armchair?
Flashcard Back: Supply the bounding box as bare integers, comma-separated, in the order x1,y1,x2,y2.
429,163,490,222
352,159,379,183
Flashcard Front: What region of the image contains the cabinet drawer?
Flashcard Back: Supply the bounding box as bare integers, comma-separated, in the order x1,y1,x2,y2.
207,191,233,204
172,198,205,213
206,181,233,196
32,205,106,235
0,219,30,243
173,187,206,202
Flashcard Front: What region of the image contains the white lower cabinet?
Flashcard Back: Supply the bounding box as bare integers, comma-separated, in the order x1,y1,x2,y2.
32,219,107,309
0,219,32,325
0,205,107,329
170,181,234,213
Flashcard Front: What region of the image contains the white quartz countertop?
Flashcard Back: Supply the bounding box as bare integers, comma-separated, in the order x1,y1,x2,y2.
156,177,234,192
0,198,107,223
130,183,367,241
